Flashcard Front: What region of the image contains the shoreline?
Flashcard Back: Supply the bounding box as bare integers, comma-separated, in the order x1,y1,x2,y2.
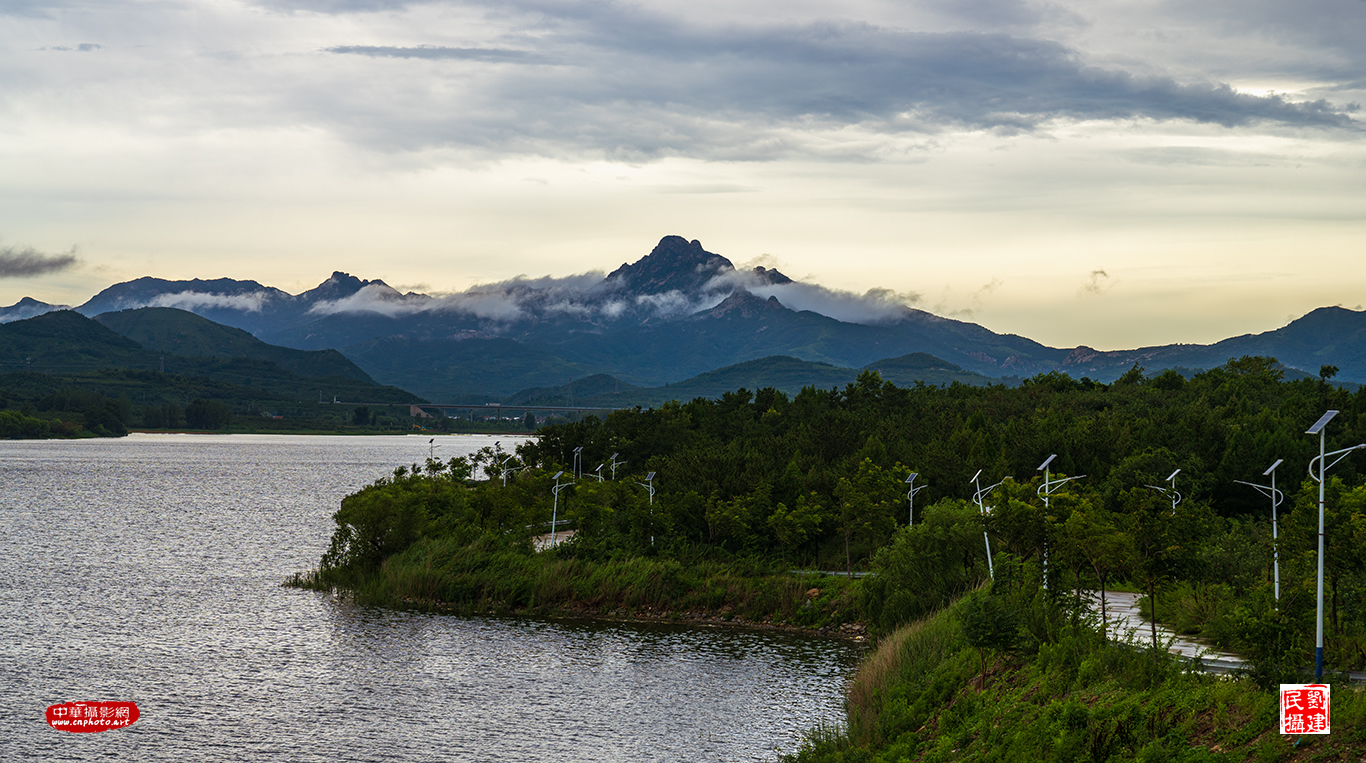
388,594,872,642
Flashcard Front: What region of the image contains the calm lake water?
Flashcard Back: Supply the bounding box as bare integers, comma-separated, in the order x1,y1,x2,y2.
1,434,862,761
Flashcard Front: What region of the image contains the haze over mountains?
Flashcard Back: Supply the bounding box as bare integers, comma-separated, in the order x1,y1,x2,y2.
5,235,1363,402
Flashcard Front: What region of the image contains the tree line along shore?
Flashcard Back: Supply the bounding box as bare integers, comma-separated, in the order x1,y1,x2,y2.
291,358,1366,760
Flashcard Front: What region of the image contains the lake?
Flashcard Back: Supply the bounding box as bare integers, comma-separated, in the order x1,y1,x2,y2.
0,433,862,761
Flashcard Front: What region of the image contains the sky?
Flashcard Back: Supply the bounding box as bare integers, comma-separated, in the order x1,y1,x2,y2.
1,0,1363,350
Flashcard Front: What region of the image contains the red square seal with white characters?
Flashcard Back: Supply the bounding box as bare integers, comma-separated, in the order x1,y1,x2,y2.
46,701,140,733
1280,684,1330,735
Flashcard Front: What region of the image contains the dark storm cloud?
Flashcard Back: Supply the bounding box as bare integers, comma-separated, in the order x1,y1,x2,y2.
308,4,1356,158
0,246,79,278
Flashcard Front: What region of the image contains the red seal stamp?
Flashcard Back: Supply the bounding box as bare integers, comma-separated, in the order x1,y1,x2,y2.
45,701,140,733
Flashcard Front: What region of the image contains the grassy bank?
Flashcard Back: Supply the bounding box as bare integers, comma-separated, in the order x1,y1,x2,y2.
289,534,867,635
789,592,1366,762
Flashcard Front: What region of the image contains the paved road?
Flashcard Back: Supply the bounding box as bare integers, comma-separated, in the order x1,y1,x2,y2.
1090,591,1246,674
1091,591,1366,683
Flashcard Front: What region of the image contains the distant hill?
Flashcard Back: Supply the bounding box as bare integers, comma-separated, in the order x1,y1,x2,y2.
503,373,649,408
0,310,148,372
341,336,605,402
1057,306,1366,383
863,352,997,387
96,307,375,383
0,297,67,323
501,353,998,408
0,311,420,406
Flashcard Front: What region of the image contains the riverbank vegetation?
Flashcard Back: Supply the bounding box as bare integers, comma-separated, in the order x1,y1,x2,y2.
293,356,1366,755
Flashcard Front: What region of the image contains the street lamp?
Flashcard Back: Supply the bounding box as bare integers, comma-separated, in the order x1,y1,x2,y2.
1037,454,1085,591
1145,469,1182,514
637,471,657,546
1306,409,1366,680
572,447,583,479
1233,458,1284,601
637,471,657,505
550,471,573,548
971,469,1003,580
498,452,517,487
904,472,927,526
609,453,623,480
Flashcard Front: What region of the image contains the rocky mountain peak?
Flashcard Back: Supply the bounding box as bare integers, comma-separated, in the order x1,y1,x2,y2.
605,236,736,295
752,265,793,285
297,272,384,304
701,289,788,321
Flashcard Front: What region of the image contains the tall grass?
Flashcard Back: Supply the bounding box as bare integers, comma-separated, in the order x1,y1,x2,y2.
846,601,968,747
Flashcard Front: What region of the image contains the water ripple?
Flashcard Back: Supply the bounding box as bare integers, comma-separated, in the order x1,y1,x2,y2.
1,434,861,761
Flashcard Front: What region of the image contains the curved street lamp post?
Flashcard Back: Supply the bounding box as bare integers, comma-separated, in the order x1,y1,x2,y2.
637,471,657,546
1144,469,1182,514
1036,454,1085,591
1306,410,1366,681
1233,458,1284,601
904,472,927,526
550,471,574,549
971,469,1003,580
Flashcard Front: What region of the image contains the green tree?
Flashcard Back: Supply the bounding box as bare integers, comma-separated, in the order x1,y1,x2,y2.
185,399,232,430
768,492,826,566
959,590,1018,690
1058,500,1133,636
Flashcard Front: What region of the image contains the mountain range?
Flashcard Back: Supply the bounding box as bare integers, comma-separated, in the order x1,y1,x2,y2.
4,235,1363,401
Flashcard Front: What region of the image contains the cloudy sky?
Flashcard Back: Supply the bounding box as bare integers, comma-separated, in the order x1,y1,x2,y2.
2,0,1363,349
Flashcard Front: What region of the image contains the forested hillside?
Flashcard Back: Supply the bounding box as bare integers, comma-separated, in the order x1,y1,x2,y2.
299,356,1366,759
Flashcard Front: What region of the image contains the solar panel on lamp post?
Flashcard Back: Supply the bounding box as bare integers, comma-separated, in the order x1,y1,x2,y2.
1305,410,1366,680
